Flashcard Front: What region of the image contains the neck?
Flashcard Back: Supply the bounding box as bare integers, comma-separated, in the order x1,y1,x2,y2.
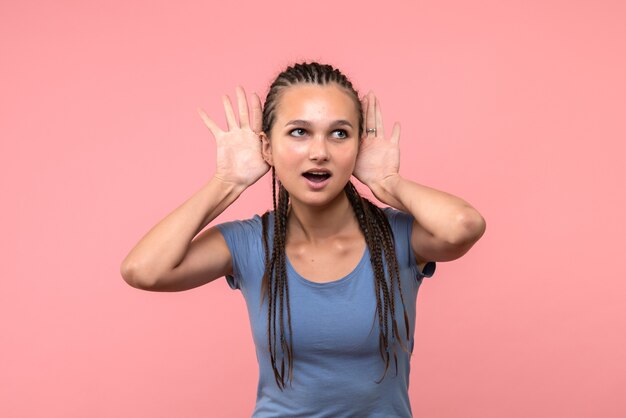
286,191,358,243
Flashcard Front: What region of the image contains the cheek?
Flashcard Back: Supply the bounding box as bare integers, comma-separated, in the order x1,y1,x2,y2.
333,151,358,177
342,143,360,163
273,141,308,164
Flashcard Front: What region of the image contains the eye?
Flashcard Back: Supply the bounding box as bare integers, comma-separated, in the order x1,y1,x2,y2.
332,129,349,139
289,128,307,137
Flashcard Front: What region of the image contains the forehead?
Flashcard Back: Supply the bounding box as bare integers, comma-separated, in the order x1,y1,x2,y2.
274,83,359,123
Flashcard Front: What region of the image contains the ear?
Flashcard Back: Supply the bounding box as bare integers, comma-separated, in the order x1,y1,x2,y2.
260,132,273,166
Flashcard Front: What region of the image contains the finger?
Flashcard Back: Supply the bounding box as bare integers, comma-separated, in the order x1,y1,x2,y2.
236,85,250,129
361,95,369,114
197,107,221,138
360,95,369,137
250,92,263,133
222,94,238,130
390,122,400,145
366,91,376,135
374,95,384,139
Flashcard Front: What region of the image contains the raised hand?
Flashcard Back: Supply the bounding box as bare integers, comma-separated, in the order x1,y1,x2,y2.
198,86,270,188
353,91,401,189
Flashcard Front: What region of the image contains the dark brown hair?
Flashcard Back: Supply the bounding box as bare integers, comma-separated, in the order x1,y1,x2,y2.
260,62,410,390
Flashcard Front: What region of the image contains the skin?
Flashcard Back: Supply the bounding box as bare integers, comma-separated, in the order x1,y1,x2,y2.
262,84,360,210
120,83,486,290
260,84,367,282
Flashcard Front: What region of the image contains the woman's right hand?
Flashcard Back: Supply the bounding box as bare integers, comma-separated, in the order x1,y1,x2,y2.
198,86,269,188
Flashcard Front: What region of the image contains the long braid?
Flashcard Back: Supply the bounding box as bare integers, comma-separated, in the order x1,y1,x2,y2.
272,183,294,384
260,62,411,388
365,191,393,378
375,205,411,348
371,199,411,375
345,182,412,381
345,182,393,369
261,168,294,390
276,182,293,387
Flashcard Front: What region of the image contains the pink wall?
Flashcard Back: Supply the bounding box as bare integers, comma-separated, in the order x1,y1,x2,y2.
2,0,625,416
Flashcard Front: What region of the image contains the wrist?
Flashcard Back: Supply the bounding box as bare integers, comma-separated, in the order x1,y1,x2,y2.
368,174,403,205
209,175,248,196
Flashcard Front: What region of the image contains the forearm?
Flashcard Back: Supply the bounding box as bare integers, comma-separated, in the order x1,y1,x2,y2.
120,177,245,282
369,174,486,245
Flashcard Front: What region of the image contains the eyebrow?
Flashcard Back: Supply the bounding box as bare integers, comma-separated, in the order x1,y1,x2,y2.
284,119,354,128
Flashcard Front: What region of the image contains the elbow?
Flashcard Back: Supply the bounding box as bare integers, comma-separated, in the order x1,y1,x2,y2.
448,208,486,247
120,260,156,290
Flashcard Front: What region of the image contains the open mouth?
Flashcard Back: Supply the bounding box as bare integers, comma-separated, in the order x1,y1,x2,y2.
302,172,331,183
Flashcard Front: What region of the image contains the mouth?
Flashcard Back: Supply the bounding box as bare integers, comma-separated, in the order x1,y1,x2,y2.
302,172,330,183
302,171,332,183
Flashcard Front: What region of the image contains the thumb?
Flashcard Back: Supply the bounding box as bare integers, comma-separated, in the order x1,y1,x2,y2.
198,107,221,138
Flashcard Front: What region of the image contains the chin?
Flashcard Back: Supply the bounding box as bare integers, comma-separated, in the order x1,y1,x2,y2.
288,188,348,209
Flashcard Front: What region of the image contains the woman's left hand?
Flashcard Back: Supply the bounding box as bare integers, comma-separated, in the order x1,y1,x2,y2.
353,91,402,189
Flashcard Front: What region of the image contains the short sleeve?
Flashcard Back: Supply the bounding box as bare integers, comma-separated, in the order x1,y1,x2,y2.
383,207,436,280
215,215,264,290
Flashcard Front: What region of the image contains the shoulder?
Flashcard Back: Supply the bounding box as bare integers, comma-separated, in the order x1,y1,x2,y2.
214,212,272,290
215,211,277,254
381,206,413,233
377,207,413,267
381,206,436,279
215,212,272,241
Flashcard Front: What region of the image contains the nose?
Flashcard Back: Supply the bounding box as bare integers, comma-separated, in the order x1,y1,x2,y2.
309,135,329,162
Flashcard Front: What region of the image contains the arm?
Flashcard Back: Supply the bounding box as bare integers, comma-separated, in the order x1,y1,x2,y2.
120,86,269,291
120,178,245,291
369,174,485,264
354,92,486,265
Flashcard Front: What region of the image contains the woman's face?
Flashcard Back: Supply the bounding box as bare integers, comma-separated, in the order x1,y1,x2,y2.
263,83,360,208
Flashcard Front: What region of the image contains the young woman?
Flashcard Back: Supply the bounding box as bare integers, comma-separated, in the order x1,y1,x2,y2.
121,62,486,417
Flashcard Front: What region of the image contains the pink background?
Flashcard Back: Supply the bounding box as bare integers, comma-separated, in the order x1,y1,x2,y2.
2,0,625,417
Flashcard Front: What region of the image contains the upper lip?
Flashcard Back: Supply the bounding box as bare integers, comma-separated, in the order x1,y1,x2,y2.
303,168,332,175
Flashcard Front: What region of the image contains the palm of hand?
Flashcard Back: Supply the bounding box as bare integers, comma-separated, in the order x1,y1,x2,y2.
353,92,401,187
198,86,269,187
214,128,268,186
354,132,400,186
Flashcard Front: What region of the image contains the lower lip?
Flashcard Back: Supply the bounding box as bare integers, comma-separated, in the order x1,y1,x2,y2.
303,175,331,190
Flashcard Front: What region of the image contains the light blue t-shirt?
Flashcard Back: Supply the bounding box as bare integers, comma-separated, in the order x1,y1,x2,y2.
217,208,435,418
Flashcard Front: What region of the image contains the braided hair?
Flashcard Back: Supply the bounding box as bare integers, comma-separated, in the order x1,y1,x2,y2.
260,62,411,390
